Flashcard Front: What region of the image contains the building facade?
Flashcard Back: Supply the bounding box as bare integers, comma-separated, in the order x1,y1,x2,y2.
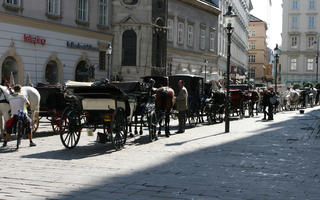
111,0,167,81
217,0,252,83
281,0,319,85
248,14,268,83
166,0,220,82
0,0,112,85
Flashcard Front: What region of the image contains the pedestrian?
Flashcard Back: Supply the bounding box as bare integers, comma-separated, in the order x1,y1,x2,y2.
3,84,36,147
267,88,275,120
262,89,269,120
175,80,188,133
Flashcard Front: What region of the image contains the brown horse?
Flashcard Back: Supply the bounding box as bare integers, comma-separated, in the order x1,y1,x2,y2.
155,87,175,137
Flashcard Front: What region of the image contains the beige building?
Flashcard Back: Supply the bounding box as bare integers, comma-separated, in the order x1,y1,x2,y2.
0,0,112,85
248,14,268,83
281,0,319,85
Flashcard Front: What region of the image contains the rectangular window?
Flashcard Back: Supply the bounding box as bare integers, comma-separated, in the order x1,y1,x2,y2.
209,32,215,51
308,36,315,48
77,0,88,22
291,36,298,48
177,22,184,44
200,29,206,50
309,16,315,29
187,25,193,47
5,0,20,6
291,16,298,29
249,42,256,50
292,0,298,9
48,0,60,15
167,19,173,41
307,58,314,70
251,30,256,37
99,51,106,70
249,55,256,63
310,0,315,9
99,0,108,26
290,58,297,70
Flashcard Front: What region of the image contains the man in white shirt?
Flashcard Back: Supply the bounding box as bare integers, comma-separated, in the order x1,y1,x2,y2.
3,84,36,147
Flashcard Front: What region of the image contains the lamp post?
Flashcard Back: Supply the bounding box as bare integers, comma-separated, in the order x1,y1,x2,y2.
224,6,236,133
274,44,280,93
106,44,112,81
204,59,208,83
316,37,319,83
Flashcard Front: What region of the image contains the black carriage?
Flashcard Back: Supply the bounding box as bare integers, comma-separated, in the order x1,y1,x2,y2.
110,81,157,141
59,81,129,150
169,74,204,127
142,76,168,88
34,83,66,134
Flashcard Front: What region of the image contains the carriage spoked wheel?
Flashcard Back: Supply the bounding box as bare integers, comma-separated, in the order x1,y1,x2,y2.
148,110,158,142
51,113,62,134
110,107,127,150
59,108,82,149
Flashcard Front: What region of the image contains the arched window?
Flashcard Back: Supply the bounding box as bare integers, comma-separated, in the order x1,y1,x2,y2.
2,56,18,84
45,60,59,84
122,30,137,66
75,61,89,82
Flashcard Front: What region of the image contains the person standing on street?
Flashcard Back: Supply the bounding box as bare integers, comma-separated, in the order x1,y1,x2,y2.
262,89,269,120
267,88,275,120
3,84,36,147
175,80,188,133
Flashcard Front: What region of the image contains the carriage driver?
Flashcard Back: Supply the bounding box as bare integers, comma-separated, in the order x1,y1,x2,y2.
3,84,36,147
175,80,188,134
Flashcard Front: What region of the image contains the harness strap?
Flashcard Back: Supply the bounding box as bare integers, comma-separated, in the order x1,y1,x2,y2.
0,99,9,104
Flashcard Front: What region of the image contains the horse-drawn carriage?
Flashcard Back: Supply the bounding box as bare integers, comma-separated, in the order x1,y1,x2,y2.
58,80,129,150
34,83,66,134
169,74,204,127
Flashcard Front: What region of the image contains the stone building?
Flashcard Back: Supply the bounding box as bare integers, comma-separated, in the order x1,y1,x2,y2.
248,14,268,84
0,0,113,85
217,0,252,83
111,0,168,81
166,0,220,82
281,0,319,85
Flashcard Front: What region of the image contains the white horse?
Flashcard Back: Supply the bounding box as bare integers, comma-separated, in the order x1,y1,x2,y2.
0,85,40,140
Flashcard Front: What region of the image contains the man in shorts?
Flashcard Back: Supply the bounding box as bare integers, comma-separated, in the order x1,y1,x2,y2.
3,84,36,147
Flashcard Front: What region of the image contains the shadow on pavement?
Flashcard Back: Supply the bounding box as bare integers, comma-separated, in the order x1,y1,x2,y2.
22,142,116,160
13,109,320,199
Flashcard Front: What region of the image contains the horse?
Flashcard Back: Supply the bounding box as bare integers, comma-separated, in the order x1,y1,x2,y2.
0,85,40,140
247,89,260,117
155,86,174,137
286,89,301,110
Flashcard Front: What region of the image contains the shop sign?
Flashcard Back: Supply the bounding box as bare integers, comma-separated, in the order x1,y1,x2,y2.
24,34,46,45
66,41,99,51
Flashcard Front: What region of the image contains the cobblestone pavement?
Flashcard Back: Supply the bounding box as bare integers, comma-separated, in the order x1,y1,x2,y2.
1,107,320,200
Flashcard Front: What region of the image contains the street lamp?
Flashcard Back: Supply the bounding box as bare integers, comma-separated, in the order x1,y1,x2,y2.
106,44,112,81
315,37,319,83
224,6,237,133
274,44,280,93
204,59,208,83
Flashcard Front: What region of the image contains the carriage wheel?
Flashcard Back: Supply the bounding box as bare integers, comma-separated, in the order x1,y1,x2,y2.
148,110,158,142
51,113,62,134
110,107,127,150
59,108,81,149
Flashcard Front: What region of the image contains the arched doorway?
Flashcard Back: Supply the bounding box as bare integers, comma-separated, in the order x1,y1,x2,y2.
122,30,137,66
2,56,18,84
75,61,89,82
45,60,59,84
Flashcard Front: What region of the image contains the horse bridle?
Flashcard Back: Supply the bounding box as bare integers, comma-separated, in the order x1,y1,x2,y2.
0,87,9,104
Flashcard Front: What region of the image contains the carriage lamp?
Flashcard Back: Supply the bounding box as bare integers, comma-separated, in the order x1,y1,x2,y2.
274,44,280,93
106,44,112,81
224,6,237,133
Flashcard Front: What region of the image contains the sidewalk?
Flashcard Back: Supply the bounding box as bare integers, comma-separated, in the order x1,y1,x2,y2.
0,107,320,200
